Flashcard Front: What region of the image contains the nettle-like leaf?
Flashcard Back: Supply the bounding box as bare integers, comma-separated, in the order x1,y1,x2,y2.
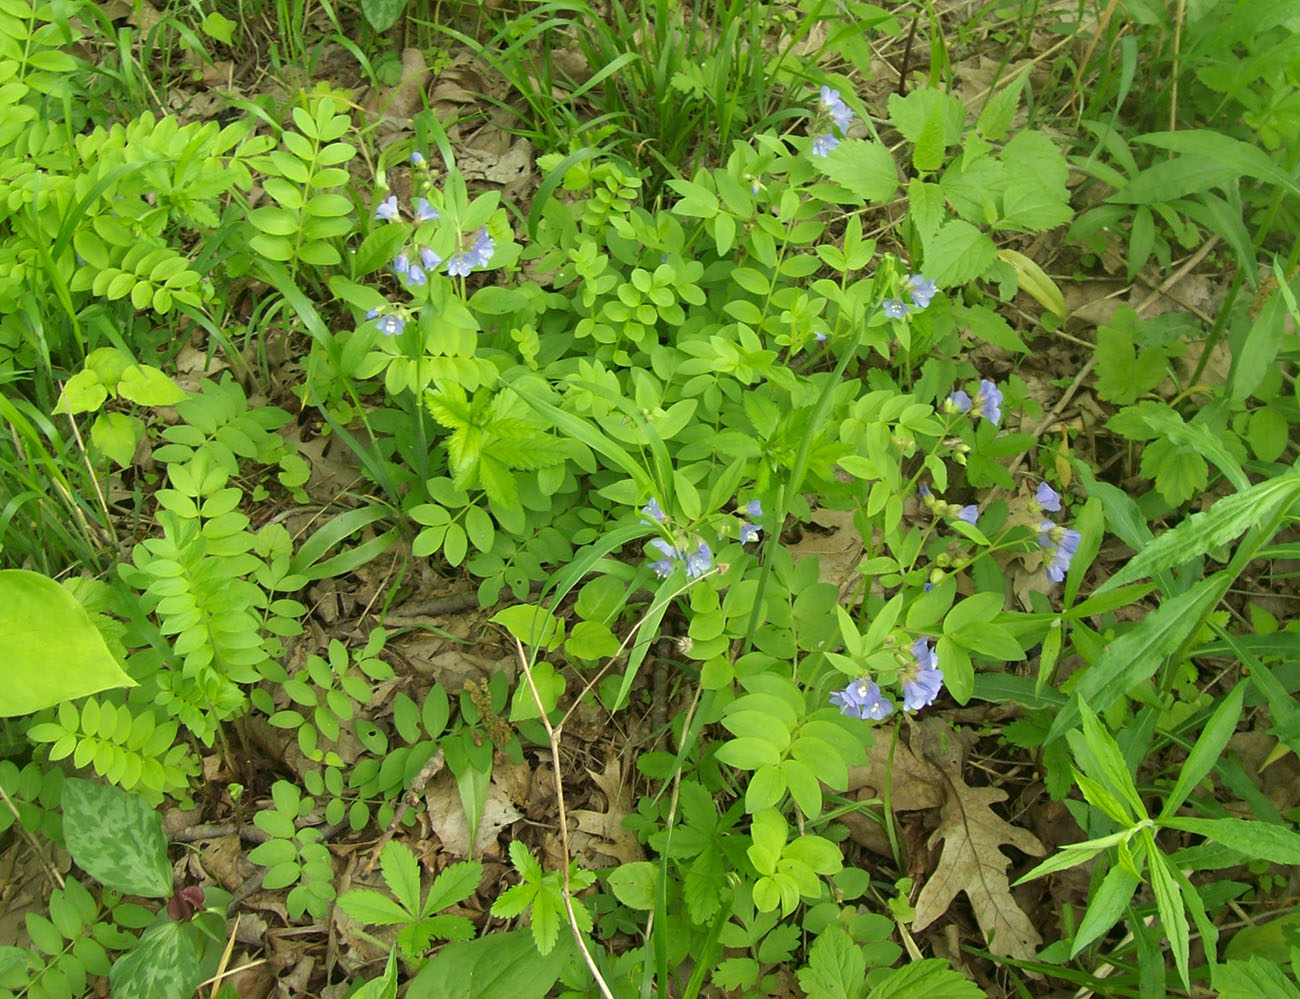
61,778,172,897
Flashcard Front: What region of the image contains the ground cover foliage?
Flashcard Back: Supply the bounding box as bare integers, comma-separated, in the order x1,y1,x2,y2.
1,0,1299,996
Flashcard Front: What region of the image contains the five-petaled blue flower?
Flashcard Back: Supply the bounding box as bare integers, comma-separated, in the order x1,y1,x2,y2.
1035,482,1061,512
739,522,760,544
685,541,713,579
447,228,495,277
819,86,854,132
831,678,894,721
406,264,427,286
411,151,425,165
419,245,442,271
640,498,667,524
392,252,411,277
374,195,399,221
974,379,1003,426
811,133,838,157
906,274,937,309
376,314,405,337
648,538,678,578
900,638,944,712
956,505,978,525
415,197,439,222
744,500,762,518
883,298,909,319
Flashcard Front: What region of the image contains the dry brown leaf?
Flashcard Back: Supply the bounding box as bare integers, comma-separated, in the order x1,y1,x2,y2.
424,768,521,858
911,779,1046,959
570,757,643,866
789,507,864,597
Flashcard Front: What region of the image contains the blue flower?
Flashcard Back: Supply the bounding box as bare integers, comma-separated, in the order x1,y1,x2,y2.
376,314,405,337
883,298,909,319
900,639,944,712
815,331,828,343
648,538,678,578
411,151,425,165
406,263,427,286
1038,522,1081,583
392,252,411,277
975,379,1003,425
1035,482,1061,512
446,228,495,277
956,505,978,525
819,85,854,132
948,389,972,414
415,197,439,222
830,678,894,722
374,195,399,221
744,500,762,518
905,274,937,309
685,541,713,579
640,498,667,524
739,522,760,544
419,245,442,271
364,307,380,320
811,133,838,157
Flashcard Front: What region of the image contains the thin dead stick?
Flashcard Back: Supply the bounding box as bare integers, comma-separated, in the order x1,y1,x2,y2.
1000,235,1222,488
512,637,615,999
362,748,446,875
0,783,64,890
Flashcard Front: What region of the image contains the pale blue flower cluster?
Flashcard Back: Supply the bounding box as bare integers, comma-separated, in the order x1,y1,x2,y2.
948,378,1003,427
832,638,945,721
446,228,495,278
1033,483,1079,583
811,86,854,157
882,274,938,320
638,497,761,579
372,170,494,286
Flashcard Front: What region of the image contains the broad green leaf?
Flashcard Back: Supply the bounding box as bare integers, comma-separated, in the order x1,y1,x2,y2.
408,926,566,999
797,926,866,999
62,779,171,898
490,604,562,650
607,861,659,910
116,364,187,407
91,412,140,467
54,369,108,415
0,570,135,716
923,219,997,288
109,922,202,999
866,959,984,999
815,138,899,203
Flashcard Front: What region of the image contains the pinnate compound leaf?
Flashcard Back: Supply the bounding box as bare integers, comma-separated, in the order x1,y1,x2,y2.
912,780,1045,959
62,778,171,898
109,921,201,999
0,570,135,716
797,926,866,999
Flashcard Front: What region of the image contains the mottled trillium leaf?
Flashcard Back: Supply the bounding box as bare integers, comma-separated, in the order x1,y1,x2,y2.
109,921,201,999
62,778,171,898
